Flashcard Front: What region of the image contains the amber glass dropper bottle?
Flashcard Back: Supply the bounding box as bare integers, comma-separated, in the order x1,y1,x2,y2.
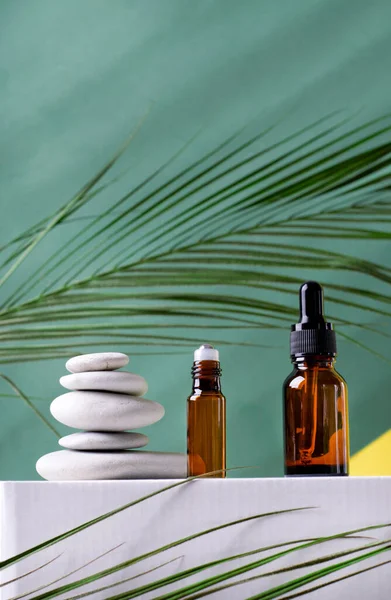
187,344,226,478
283,282,349,476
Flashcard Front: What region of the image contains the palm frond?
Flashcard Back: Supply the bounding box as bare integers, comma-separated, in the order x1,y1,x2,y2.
13,544,124,600
0,469,255,571
0,114,390,363
9,514,391,600
0,374,60,437
277,558,391,600
7,510,311,600
0,554,62,590
243,544,391,600
4,475,391,599
75,536,391,600
60,538,318,600
177,540,391,600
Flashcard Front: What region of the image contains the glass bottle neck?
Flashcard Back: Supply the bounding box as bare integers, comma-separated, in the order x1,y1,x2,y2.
192,360,222,392
292,355,335,370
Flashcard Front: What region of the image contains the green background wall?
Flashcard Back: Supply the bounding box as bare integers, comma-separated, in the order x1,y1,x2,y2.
1,0,390,480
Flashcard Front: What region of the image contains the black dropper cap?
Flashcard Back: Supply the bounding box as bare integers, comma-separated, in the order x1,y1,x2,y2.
290,281,337,357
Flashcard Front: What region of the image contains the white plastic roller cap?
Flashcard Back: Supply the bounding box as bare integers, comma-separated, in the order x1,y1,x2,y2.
194,344,219,361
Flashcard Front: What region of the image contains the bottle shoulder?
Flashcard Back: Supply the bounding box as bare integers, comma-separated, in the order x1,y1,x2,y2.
188,391,226,401
332,368,347,387
283,365,347,390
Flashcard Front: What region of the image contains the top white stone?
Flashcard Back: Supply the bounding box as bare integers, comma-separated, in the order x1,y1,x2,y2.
66,352,129,373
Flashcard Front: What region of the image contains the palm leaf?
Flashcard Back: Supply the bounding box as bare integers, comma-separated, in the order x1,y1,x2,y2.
8,509,309,600
9,518,391,600
277,559,391,599
61,538,318,600
0,114,390,364
0,470,260,571
0,374,60,437
12,543,124,600
3,474,390,599
61,534,391,600
0,554,62,590
243,544,391,600
177,540,391,600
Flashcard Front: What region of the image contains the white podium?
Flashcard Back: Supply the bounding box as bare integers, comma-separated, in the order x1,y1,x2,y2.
1,478,390,599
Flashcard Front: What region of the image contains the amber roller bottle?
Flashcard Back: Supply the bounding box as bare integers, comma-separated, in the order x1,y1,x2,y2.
187,344,226,478
283,282,349,476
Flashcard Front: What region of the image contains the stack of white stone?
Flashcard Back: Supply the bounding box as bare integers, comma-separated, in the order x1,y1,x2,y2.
36,352,187,480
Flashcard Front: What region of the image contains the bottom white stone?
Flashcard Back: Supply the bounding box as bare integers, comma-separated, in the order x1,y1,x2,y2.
36,450,187,480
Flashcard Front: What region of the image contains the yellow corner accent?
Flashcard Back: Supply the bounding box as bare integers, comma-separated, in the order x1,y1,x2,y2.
350,429,391,476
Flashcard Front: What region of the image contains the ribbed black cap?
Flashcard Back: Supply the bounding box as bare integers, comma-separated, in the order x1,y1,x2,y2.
290,281,337,357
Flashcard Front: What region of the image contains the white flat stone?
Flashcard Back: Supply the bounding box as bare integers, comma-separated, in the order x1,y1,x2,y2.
66,353,129,373
60,371,148,396
59,431,149,451
50,391,164,431
36,450,187,480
